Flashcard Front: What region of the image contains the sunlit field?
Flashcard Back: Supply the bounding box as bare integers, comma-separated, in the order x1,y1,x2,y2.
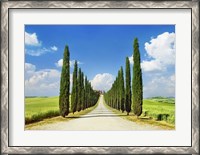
143,97,175,125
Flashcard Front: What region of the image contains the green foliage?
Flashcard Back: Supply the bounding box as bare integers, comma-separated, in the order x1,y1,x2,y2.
59,45,70,117
143,99,175,124
77,68,82,112
105,39,143,117
132,38,143,116
104,67,125,112
84,76,88,109
81,72,85,110
125,57,131,115
71,61,100,112
117,71,121,110
119,67,125,112
25,110,60,124
71,61,78,113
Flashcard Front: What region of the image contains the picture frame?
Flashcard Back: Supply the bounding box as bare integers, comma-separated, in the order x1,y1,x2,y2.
1,1,199,154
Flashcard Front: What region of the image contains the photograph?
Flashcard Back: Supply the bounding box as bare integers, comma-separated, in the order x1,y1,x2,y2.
1,0,199,154
25,25,175,130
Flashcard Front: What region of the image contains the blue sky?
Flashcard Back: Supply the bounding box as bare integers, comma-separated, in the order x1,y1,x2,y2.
25,25,175,98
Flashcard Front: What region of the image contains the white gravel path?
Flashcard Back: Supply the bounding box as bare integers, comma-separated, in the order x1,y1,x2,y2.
27,95,161,130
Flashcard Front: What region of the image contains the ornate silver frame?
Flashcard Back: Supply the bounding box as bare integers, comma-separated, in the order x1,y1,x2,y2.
1,1,199,154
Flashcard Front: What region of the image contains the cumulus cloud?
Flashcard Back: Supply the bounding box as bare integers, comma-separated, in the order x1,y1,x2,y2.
55,59,63,67
25,63,60,96
25,62,74,96
51,46,58,51
25,62,36,72
90,73,115,91
55,59,83,68
25,32,41,46
141,60,163,72
142,32,175,72
143,74,175,98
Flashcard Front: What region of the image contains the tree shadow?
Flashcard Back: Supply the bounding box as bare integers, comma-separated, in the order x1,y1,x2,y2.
66,114,130,119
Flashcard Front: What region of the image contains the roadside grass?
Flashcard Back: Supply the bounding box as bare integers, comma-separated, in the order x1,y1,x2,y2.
25,97,100,129
103,97,175,130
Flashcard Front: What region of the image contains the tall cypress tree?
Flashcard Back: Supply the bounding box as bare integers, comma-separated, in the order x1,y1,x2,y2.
71,60,78,114
59,45,70,117
125,57,131,115
115,70,121,110
120,67,125,113
84,76,88,109
132,38,143,116
81,72,85,110
77,68,82,112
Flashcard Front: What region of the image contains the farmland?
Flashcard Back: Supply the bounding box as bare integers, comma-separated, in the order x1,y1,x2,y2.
143,97,175,125
25,96,60,124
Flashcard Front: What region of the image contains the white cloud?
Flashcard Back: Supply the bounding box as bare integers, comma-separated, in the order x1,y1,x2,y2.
55,59,83,68
25,63,36,72
26,47,58,56
142,32,175,72
25,62,74,96
55,59,63,67
141,60,164,72
25,63,61,96
25,47,50,56
25,32,41,46
25,32,58,56
51,46,58,51
129,55,133,65
90,73,115,91
143,74,175,98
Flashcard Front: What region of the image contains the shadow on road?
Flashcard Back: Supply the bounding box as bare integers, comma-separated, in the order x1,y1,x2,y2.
66,114,131,119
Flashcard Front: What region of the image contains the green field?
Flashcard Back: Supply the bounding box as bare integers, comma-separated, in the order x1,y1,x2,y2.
143,97,175,124
25,96,60,124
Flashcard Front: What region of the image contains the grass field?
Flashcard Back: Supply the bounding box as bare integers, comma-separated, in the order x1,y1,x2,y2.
25,96,60,124
143,97,175,125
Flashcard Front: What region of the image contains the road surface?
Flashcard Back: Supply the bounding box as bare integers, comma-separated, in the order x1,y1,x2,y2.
27,95,161,130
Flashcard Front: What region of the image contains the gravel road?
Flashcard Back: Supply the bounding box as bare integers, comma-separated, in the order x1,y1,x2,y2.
27,95,161,130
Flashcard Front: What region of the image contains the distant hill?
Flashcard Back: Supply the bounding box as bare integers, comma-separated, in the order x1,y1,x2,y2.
149,96,175,99
25,96,48,98
146,96,175,104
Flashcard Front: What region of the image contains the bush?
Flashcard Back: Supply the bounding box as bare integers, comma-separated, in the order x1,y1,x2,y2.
25,110,60,124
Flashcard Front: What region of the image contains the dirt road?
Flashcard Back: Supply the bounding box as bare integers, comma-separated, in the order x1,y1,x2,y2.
27,95,161,130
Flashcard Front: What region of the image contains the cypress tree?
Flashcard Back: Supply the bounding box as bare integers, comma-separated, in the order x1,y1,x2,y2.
132,38,143,116
71,60,78,114
81,72,85,110
59,45,70,117
84,76,88,109
77,68,82,112
120,67,125,113
125,57,131,115
117,71,121,111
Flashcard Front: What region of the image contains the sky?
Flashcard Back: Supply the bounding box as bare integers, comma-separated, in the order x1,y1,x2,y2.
25,25,175,98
